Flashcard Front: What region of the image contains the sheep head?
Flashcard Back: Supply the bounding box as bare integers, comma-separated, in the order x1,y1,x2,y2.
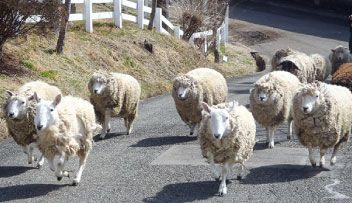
252,74,282,105
34,93,61,131
331,46,350,62
297,82,327,114
201,101,236,140
4,90,34,120
172,74,199,101
88,71,112,96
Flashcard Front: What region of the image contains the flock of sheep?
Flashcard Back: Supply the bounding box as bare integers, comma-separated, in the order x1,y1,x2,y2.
3,45,352,196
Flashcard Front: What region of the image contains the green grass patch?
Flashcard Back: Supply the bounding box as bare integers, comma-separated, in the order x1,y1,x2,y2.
21,61,34,70
220,45,226,54
39,70,58,80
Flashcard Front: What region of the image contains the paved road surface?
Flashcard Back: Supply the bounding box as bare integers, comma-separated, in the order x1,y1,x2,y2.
1,1,352,203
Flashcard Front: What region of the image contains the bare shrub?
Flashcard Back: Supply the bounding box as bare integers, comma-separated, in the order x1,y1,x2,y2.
0,0,61,58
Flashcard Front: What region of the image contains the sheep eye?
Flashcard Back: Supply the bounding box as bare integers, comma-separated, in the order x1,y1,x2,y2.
50,109,54,112
315,95,319,98
225,117,229,120
21,101,25,105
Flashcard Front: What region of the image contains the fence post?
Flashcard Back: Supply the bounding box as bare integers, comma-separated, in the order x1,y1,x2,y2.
144,0,149,18
220,23,225,46
114,0,123,28
216,28,221,51
224,5,229,43
138,0,144,29
85,0,93,33
174,26,180,39
154,8,162,33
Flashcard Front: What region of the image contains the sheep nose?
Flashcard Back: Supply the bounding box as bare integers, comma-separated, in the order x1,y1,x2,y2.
94,89,98,94
214,134,220,139
260,96,265,101
8,112,14,118
37,125,43,130
303,107,309,112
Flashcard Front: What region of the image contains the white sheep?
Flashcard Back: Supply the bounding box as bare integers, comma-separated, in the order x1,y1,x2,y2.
279,52,330,83
33,93,99,185
271,48,298,71
293,81,352,167
172,68,228,135
88,70,141,139
329,45,352,75
198,101,256,196
249,71,300,148
4,81,61,168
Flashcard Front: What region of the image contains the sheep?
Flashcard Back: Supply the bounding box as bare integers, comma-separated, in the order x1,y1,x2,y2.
331,63,352,92
172,68,228,135
198,101,256,196
249,71,300,148
250,51,266,72
271,48,298,71
3,81,61,168
33,93,99,185
88,70,141,139
292,81,352,167
329,45,352,75
279,52,330,83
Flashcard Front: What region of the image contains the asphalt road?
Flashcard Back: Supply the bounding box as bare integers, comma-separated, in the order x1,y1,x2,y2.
1,1,352,203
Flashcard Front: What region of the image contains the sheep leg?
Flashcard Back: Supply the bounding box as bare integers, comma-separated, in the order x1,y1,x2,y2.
287,119,293,140
319,148,327,167
126,115,136,135
308,143,316,167
72,152,89,186
331,142,342,166
237,164,244,180
265,127,269,144
100,109,111,139
36,154,45,169
47,156,56,172
207,151,220,181
268,126,276,149
55,154,69,181
218,162,230,196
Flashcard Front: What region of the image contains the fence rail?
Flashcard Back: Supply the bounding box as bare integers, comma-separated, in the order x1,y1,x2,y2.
28,0,228,53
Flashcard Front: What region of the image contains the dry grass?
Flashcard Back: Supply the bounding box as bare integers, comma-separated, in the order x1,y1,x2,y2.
0,19,256,141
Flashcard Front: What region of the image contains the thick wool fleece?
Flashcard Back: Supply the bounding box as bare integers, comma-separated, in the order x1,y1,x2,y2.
3,81,61,146
271,48,298,71
332,63,352,92
198,102,256,164
280,53,318,83
88,71,141,124
36,96,96,159
293,82,352,149
172,68,228,127
249,71,300,128
310,54,331,81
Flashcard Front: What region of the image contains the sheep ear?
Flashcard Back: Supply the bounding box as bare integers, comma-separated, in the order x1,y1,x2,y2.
33,92,41,103
53,94,62,107
201,102,211,113
331,49,335,53
6,90,15,97
27,94,36,102
249,88,253,94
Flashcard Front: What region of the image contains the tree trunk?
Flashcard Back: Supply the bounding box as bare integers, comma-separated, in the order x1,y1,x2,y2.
56,0,71,55
148,0,157,30
214,49,220,63
0,40,5,60
157,0,169,31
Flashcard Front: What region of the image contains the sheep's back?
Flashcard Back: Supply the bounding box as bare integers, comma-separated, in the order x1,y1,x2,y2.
18,80,61,100
331,63,352,92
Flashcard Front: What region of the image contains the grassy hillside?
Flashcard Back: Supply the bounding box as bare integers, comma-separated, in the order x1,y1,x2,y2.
0,19,256,140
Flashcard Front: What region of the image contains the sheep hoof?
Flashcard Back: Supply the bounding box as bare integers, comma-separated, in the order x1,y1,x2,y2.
226,179,231,184
72,180,79,186
36,164,42,169
190,132,194,135
99,136,104,140
215,177,220,182
287,136,291,140
319,162,324,168
34,157,38,162
28,161,32,165
57,177,62,181
311,163,316,168
330,161,336,166
218,192,225,197
107,129,110,133
237,175,242,180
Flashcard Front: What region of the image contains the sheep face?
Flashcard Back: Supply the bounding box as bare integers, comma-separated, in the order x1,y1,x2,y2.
331,46,350,62
298,84,326,114
173,76,198,101
202,102,235,140
92,81,106,95
253,85,280,105
34,93,61,131
88,71,110,96
5,90,30,120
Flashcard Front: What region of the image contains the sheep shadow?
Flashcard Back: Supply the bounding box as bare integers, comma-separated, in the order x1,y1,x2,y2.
143,181,221,202
0,166,36,178
131,136,197,147
0,184,68,202
93,132,127,142
240,164,329,185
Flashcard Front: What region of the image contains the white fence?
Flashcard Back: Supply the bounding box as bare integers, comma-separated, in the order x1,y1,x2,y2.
30,0,228,52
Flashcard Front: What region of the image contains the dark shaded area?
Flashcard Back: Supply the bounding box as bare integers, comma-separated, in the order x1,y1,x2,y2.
131,136,197,147
229,89,250,95
143,181,221,203
241,164,329,185
0,184,67,202
93,132,126,142
0,166,36,178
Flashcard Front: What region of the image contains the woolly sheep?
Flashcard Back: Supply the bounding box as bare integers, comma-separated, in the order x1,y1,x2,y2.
33,93,99,185
331,63,352,92
249,71,300,148
329,45,352,75
279,52,330,83
172,68,228,135
293,81,352,167
250,51,266,72
198,101,256,196
88,70,141,139
4,81,61,168
271,48,298,71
